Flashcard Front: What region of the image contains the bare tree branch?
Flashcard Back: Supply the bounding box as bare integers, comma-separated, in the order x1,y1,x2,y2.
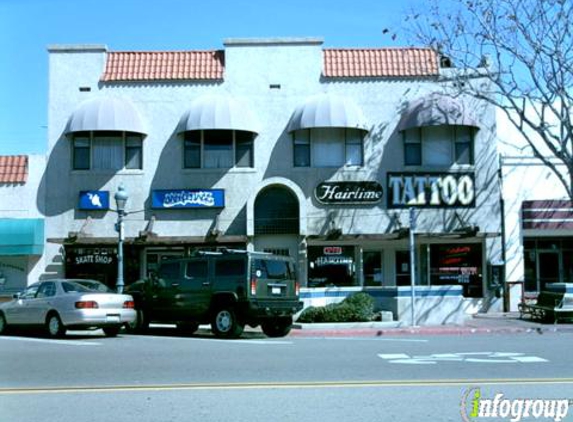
405,0,573,199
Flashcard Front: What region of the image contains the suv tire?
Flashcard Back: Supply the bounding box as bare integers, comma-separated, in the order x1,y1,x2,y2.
261,317,293,338
126,310,149,334
211,307,244,339
0,312,7,335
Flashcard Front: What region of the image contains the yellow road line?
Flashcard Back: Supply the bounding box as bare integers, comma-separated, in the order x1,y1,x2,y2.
1,378,573,395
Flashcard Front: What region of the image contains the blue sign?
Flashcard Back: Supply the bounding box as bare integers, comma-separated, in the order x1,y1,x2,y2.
79,191,110,210
152,189,225,209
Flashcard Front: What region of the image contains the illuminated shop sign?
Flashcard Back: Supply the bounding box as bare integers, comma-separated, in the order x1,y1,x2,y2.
314,181,383,205
387,173,475,208
152,189,225,209
79,191,110,210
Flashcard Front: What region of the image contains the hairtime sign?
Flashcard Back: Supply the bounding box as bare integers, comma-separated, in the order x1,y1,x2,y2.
387,172,475,208
152,189,225,209
314,181,383,205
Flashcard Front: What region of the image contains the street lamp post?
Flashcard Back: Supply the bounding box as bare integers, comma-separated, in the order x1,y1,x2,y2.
114,184,128,294
409,207,417,327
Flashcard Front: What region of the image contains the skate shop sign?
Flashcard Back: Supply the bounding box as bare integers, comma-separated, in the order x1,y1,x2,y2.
314,181,383,205
387,173,475,208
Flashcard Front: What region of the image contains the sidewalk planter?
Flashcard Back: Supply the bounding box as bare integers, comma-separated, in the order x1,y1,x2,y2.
300,286,471,326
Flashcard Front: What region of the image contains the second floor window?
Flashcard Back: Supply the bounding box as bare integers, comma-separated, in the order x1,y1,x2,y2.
72,131,143,171
293,128,364,167
184,130,254,169
404,126,474,167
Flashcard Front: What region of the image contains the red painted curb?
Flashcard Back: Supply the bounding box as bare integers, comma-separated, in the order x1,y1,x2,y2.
288,325,571,337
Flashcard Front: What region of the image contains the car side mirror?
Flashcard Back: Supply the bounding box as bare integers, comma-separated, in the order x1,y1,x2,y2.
12,292,21,299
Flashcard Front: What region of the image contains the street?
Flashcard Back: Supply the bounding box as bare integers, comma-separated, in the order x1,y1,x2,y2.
1,328,572,422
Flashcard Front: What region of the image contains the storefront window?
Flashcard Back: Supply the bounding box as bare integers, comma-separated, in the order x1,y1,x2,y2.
307,246,356,287
429,244,482,297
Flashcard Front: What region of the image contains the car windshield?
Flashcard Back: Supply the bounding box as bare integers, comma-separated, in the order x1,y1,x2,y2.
62,281,94,293
75,280,113,293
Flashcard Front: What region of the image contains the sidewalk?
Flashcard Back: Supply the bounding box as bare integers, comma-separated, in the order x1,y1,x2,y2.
289,312,573,337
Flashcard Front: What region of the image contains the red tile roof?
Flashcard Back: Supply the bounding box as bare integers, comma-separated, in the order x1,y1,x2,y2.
323,48,439,78
0,155,28,184
100,47,438,82
101,51,225,82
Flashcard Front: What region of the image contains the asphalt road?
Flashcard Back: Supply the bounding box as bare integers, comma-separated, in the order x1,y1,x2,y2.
1,328,572,422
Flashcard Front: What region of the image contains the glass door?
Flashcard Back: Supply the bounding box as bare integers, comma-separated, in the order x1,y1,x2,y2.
395,250,411,286
363,251,383,286
537,251,560,291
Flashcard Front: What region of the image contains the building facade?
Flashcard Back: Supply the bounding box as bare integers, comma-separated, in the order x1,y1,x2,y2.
43,38,503,323
0,155,45,299
499,111,573,308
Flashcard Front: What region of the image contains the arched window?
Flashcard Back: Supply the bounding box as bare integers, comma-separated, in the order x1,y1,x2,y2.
254,186,299,235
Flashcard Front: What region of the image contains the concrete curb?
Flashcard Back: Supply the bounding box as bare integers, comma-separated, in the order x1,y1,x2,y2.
289,322,573,337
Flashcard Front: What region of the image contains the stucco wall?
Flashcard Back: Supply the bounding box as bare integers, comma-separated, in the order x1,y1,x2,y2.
43,40,502,298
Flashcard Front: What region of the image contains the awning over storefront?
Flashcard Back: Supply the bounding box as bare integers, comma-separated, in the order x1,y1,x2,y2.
65,97,147,136
177,95,260,134
397,93,479,131
0,219,44,255
286,94,369,133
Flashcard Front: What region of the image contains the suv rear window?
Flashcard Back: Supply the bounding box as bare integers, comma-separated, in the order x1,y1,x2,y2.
254,259,294,280
215,259,246,277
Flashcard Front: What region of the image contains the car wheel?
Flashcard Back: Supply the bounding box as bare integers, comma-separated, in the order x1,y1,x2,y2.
261,317,293,338
46,313,66,338
103,325,121,337
176,322,199,335
0,312,7,335
125,310,148,334
211,307,244,339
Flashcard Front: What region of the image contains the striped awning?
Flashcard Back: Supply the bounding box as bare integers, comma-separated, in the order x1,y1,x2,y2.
286,94,369,133
177,95,260,134
522,200,573,230
398,93,479,131
65,97,147,136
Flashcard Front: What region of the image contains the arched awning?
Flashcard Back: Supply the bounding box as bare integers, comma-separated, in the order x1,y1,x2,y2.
398,93,479,131
286,94,369,133
177,95,260,134
65,97,147,136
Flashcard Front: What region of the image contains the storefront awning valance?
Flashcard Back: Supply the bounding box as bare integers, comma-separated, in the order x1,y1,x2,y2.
287,94,369,133
177,95,260,134
0,219,44,255
397,93,479,132
65,97,147,136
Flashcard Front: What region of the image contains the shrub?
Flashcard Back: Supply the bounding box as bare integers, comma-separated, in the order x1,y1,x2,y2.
297,292,375,323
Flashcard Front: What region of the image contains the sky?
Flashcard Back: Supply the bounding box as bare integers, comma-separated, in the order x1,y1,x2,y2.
0,0,422,155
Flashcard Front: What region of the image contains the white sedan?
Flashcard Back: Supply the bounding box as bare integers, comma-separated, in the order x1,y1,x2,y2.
0,279,136,338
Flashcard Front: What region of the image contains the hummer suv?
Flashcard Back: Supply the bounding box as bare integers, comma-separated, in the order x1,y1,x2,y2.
126,249,303,338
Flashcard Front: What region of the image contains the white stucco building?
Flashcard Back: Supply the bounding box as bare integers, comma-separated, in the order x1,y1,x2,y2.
0,155,46,298
42,38,503,323
499,110,573,308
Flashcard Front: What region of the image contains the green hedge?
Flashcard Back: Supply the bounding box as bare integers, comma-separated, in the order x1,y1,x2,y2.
297,292,375,323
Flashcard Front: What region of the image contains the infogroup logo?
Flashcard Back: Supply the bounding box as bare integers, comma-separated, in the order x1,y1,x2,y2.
461,387,571,422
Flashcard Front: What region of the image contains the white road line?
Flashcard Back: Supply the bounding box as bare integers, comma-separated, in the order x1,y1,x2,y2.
378,353,411,359
0,336,101,346
508,356,549,363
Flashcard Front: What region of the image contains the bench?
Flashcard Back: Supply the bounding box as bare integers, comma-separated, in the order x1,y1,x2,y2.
518,291,573,323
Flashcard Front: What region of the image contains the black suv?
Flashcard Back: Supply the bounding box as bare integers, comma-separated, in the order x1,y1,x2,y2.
126,249,303,338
